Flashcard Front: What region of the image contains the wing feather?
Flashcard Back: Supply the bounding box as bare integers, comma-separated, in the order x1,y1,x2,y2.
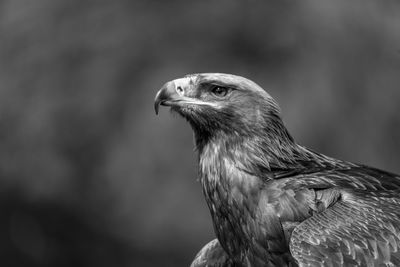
190,239,234,267
289,189,400,266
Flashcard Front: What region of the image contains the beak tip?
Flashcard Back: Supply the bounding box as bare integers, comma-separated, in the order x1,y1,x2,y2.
154,81,177,115
154,102,160,115
154,89,163,115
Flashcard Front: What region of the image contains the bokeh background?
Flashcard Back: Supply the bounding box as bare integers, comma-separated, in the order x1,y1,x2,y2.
0,0,400,266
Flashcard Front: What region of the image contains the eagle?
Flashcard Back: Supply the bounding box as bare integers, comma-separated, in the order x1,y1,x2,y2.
154,73,400,267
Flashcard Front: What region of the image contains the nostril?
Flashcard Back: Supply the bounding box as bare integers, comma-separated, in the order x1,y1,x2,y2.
176,86,184,95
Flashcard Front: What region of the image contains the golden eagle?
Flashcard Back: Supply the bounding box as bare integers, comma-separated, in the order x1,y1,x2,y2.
155,73,400,266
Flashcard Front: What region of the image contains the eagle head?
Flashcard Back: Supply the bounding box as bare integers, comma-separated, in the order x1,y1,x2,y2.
155,73,290,149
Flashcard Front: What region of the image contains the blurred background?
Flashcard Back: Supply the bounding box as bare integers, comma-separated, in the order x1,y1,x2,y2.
0,0,399,266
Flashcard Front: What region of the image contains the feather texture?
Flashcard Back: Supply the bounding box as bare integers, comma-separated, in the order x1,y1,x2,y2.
155,73,400,266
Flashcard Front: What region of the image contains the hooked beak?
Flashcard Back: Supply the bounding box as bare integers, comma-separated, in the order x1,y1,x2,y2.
154,76,216,115
154,81,184,115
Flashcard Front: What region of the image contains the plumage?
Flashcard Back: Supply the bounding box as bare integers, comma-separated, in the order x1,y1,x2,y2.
154,73,400,266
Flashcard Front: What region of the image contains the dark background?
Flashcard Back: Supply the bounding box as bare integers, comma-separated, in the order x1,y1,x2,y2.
0,0,399,266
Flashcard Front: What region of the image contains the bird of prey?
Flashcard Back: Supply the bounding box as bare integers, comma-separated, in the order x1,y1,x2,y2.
154,73,400,267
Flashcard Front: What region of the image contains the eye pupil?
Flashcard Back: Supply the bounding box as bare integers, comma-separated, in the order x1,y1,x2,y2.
212,86,228,97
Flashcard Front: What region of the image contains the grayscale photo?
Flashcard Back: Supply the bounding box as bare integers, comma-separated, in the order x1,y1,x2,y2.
1,1,400,266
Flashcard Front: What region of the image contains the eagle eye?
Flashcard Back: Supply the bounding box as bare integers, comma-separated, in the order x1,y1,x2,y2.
211,86,229,98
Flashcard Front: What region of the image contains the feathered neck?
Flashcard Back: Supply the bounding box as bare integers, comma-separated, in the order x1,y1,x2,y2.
195,115,345,175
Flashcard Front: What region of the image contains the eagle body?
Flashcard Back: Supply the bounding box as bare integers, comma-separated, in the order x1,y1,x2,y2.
155,73,400,266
